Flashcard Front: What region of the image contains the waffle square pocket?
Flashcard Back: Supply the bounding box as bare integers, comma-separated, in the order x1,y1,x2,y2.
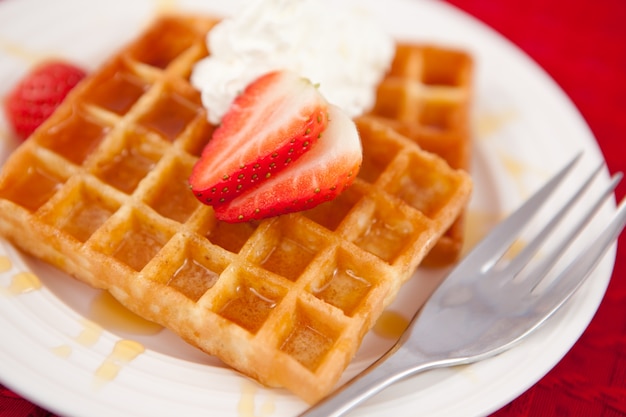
0,15,472,403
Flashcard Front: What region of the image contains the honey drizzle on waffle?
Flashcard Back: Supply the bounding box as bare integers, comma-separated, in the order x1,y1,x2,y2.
0,15,472,403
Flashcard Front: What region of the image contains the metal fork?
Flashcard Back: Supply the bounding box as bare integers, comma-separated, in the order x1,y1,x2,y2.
300,153,626,417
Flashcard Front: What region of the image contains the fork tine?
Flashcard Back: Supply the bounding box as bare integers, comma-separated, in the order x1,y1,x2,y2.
504,167,620,281
455,152,582,275
521,172,623,290
533,195,626,319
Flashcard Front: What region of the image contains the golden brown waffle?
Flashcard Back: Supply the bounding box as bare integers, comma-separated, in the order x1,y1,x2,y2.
366,43,474,267
0,15,472,403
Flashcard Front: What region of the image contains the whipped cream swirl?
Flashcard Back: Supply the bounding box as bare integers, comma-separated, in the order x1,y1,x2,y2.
191,0,395,124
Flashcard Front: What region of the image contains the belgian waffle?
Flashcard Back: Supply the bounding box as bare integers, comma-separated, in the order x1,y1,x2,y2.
366,43,474,266
0,15,472,403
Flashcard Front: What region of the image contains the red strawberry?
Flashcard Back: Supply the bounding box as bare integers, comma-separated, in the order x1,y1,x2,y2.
213,104,362,222
190,70,329,205
4,61,86,140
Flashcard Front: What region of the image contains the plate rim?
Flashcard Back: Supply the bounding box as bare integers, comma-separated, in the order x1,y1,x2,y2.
0,1,616,416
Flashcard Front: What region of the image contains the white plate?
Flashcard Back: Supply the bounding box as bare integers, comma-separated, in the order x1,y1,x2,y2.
0,1,617,416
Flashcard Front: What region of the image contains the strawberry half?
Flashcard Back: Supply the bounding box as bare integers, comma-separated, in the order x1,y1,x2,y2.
3,60,86,140
190,70,329,205
213,104,362,222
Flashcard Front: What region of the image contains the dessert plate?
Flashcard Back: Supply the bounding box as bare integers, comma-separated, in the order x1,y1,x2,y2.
0,1,615,416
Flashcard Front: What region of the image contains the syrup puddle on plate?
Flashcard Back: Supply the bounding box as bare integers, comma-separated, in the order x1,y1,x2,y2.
238,380,276,417
51,321,146,388
76,292,160,388
48,290,159,388
89,290,163,336
0,37,51,64
0,252,154,387
0,255,42,295
9,272,42,294
0,255,12,272
373,310,410,339
476,110,518,139
93,339,145,389
52,319,103,358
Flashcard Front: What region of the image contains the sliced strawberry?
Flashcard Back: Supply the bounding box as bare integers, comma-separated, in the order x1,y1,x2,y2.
213,104,362,222
190,70,329,205
3,60,86,140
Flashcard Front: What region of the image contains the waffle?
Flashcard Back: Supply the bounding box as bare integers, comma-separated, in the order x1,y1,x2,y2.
365,43,474,266
0,15,472,403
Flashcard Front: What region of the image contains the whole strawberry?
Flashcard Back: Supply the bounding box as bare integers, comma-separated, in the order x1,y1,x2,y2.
4,61,86,140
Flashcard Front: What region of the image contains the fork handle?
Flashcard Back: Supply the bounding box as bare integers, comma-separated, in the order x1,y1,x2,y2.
298,345,442,417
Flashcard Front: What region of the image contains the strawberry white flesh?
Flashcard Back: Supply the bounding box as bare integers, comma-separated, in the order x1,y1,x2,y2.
214,104,362,222
190,70,328,205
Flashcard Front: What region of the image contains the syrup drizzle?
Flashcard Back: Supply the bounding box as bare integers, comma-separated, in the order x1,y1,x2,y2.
238,380,276,417
373,310,409,339
0,256,12,272
94,339,145,389
0,104,529,404
9,272,41,294
52,320,102,358
89,291,163,336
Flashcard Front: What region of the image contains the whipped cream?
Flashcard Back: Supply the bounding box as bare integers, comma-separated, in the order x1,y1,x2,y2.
191,0,395,124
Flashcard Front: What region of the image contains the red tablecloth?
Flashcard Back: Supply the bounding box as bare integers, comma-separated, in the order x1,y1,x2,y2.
1,0,625,416
446,0,626,416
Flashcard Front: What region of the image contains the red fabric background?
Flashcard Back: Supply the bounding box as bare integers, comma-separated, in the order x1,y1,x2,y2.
1,0,625,416
445,0,626,416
